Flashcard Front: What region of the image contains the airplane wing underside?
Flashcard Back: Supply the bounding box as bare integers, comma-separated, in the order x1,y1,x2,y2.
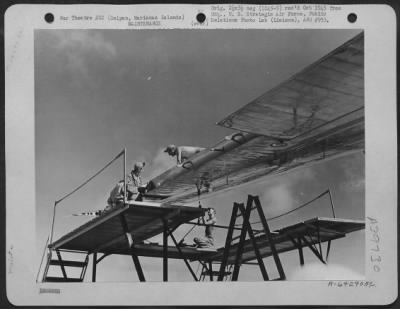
217,33,364,138
145,33,364,205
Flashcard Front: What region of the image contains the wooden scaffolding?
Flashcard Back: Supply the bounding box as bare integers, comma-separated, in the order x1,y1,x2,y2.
41,197,365,282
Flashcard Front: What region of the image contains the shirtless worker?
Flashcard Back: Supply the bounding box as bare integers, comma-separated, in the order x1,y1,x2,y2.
164,145,206,164
193,208,217,249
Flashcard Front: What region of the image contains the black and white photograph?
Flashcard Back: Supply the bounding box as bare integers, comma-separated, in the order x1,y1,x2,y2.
35,28,366,283
5,4,397,306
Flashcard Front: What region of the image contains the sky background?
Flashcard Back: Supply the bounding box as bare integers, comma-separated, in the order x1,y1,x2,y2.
35,29,364,282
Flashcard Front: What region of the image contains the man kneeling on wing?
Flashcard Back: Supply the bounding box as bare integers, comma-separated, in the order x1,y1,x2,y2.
104,161,150,212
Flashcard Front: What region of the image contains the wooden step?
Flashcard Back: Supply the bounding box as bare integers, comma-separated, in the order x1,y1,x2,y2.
49,260,87,267
44,276,83,282
196,247,217,252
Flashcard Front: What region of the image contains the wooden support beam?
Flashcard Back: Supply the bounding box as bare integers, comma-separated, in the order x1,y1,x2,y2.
80,255,89,281
199,262,206,281
316,222,323,258
301,236,326,264
163,219,168,282
218,203,240,281
237,203,269,281
119,214,146,282
198,260,208,281
168,231,198,281
92,252,97,282
326,240,332,261
96,253,110,265
286,235,305,266
56,250,68,280
232,202,249,281
41,251,52,282
253,196,286,280
298,238,305,266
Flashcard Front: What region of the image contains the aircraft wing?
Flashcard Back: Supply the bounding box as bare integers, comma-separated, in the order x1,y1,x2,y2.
145,32,364,205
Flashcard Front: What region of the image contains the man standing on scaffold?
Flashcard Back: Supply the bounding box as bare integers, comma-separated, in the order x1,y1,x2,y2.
105,161,147,212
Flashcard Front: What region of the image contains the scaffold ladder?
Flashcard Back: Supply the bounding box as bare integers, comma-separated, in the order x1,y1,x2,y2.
217,195,286,281
42,249,89,282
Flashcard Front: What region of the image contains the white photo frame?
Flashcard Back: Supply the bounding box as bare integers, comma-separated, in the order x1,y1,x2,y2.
5,4,397,306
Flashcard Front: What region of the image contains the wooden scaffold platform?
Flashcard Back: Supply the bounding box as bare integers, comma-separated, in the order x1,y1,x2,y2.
41,195,365,283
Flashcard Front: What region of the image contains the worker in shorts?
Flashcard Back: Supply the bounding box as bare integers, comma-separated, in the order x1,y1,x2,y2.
194,208,217,249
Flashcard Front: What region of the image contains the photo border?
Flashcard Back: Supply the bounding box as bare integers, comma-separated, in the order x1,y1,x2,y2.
4,3,397,306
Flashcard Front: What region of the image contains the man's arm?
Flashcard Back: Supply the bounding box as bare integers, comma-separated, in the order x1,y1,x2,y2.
194,147,206,154
204,216,216,225
177,147,182,164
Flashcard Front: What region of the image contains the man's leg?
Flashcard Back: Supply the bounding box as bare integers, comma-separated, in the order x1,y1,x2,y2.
194,237,212,248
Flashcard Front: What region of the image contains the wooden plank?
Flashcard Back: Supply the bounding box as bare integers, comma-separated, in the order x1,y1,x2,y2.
51,205,206,254
49,205,130,250
49,260,87,267
44,277,82,282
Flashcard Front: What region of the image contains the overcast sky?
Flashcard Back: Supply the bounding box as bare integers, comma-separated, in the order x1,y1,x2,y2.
35,29,364,282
